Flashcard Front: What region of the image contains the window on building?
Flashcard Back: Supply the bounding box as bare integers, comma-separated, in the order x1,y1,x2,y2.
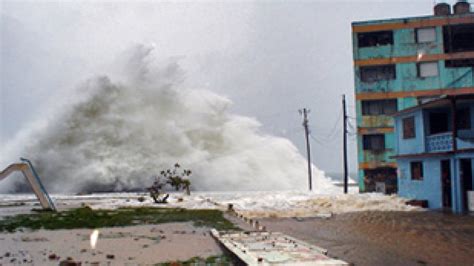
410,161,424,180
360,65,396,82
429,112,449,135
443,23,474,67
417,62,439,77
358,31,394,48
363,167,397,194
445,59,474,68
403,116,416,139
416,27,436,43
363,134,385,151
443,23,474,53
361,99,397,115
457,108,471,130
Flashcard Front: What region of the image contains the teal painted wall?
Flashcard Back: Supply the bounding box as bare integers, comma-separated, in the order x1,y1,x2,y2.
354,27,444,61
357,132,396,163
354,62,473,93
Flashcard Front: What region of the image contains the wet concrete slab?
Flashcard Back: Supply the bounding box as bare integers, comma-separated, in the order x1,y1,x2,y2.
212,230,348,265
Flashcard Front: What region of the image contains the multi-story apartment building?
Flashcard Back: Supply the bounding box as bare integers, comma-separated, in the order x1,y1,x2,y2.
352,1,474,193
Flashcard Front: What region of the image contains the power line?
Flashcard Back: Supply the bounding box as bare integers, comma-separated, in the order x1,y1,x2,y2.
311,110,343,141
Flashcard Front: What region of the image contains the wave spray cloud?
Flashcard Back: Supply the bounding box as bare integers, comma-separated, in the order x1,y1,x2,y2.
1,45,334,193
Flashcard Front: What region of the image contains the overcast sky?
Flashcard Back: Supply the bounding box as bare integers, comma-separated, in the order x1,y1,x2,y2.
1,0,461,174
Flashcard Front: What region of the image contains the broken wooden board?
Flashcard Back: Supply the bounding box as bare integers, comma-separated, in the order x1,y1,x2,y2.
211,230,348,265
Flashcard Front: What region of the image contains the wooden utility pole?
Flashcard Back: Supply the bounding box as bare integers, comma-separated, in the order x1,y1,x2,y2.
342,95,349,194
299,108,312,191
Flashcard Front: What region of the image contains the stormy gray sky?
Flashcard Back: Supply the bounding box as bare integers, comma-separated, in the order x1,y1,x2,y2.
0,0,455,174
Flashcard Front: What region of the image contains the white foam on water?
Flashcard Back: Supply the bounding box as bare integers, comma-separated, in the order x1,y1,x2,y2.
0,191,420,218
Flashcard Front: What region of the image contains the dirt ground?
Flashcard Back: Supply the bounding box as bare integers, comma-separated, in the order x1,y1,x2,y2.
0,222,222,265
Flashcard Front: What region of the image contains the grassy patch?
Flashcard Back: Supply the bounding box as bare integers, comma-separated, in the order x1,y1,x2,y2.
156,255,234,266
0,207,239,232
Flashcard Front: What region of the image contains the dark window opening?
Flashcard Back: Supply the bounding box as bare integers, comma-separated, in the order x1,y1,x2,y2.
457,108,471,130
460,159,473,211
443,23,474,53
360,65,396,83
411,161,424,180
429,112,449,135
403,116,416,139
361,99,397,115
363,134,385,151
358,31,394,48
445,59,474,68
363,167,397,194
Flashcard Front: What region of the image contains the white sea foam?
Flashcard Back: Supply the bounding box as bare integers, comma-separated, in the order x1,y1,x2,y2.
0,191,420,218
0,45,334,193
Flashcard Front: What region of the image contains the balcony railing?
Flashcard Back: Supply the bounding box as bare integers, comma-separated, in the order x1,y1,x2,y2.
426,132,453,152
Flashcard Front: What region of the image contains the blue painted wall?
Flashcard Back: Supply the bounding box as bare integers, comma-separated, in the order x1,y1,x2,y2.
397,156,447,209
394,110,425,155
398,154,474,212
395,102,474,212
394,104,474,156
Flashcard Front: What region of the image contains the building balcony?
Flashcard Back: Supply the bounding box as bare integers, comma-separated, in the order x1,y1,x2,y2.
425,131,474,153
426,132,452,152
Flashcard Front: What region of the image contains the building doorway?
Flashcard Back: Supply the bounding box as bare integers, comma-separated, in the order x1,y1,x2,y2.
460,159,473,211
441,160,452,209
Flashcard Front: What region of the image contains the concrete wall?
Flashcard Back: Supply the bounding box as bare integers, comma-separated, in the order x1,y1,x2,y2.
398,153,474,212
353,23,474,94
394,103,474,155
355,27,443,60
357,132,396,164
395,110,426,155
398,157,446,209
354,63,473,93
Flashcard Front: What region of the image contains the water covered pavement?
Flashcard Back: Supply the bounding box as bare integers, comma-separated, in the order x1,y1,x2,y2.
260,211,474,266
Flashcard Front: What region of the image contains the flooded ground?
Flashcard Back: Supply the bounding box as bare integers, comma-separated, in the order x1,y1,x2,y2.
1,193,472,265
0,223,222,265
261,211,474,266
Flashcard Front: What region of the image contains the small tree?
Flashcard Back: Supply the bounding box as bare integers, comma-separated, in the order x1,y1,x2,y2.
147,163,192,203
147,176,168,203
